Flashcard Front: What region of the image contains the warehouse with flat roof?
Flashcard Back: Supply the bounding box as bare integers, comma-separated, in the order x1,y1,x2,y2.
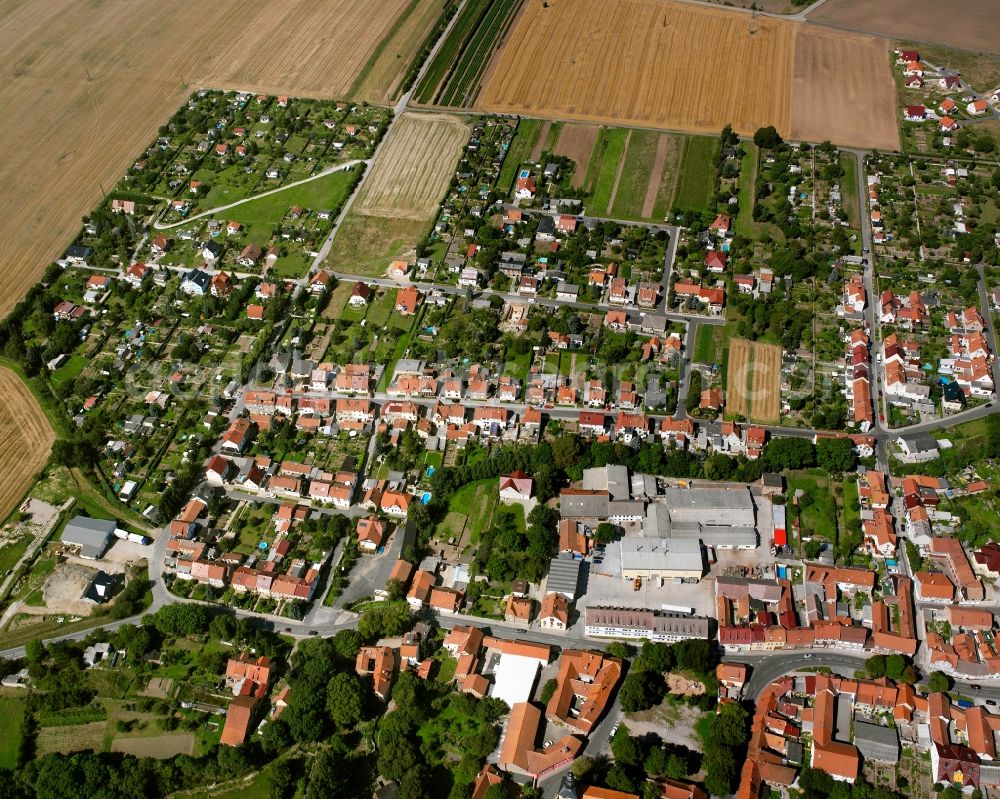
620,537,704,580
643,503,757,549
659,487,756,528
61,516,118,559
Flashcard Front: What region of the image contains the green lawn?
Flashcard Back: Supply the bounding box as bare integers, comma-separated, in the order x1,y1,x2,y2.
610,130,660,220
498,118,544,194
50,355,87,390
693,324,719,364
0,697,24,768
735,142,758,238
366,292,395,327
586,128,630,214
203,169,357,248
0,534,32,574
787,470,838,543
674,135,718,213
842,478,860,538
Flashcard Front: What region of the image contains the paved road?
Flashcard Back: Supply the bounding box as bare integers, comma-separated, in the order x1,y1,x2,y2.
674,320,699,420
734,649,1000,707
153,160,367,231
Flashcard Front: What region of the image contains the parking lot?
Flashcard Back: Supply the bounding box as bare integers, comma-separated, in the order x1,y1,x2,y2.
575,536,779,619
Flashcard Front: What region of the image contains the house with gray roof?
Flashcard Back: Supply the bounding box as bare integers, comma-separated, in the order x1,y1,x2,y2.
546,552,582,600
854,720,899,763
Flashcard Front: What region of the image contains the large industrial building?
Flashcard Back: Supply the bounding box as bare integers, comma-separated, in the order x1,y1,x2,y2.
658,486,756,528
620,537,705,580
644,503,758,550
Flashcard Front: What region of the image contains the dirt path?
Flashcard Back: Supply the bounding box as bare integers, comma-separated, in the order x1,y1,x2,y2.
605,129,632,214
640,133,670,218
530,121,551,162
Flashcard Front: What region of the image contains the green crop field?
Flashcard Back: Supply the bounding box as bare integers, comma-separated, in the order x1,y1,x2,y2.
585,128,630,214
609,130,660,220
415,0,491,104
437,0,521,107
674,135,718,214
0,697,24,768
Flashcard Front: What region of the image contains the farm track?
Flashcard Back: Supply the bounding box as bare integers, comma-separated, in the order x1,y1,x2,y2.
604,130,633,215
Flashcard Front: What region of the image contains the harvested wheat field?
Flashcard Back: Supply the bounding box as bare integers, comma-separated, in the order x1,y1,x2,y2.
0,368,54,521
195,0,417,97
478,0,795,137
0,0,415,322
552,124,600,189
327,113,469,274
727,338,781,423
354,113,469,220
808,0,1000,56
790,26,899,151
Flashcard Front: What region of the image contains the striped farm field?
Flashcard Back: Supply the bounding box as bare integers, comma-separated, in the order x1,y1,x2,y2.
353,113,469,220
0,368,54,521
0,0,421,320
727,338,781,423
327,113,468,274
424,0,522,107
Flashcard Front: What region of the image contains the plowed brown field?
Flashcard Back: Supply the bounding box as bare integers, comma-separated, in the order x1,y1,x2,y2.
808,0,1000,56
790,26,899,151
0,368,54,520
0,0,412,321
552,124,600,189
479,0,795,136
